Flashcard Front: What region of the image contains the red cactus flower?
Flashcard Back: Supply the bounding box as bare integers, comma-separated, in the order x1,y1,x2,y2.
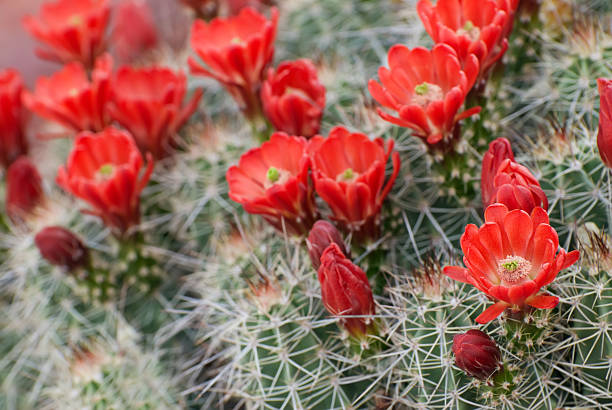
35,226,89,271
368,43,480,145
56,127,154,235
307,220,349,270
112,0,158,64
0,69,28,168
189,7,279,119
487,159,548,213
453,329,502,380
444,203,580,324
6,156,44,223
23,54,112,134
308,126,400,241
226,132,316,235
481,137,515,206
417,0,518,80
597,78,612,168
22,0,111,68
318,243,376,339
261,59,326,138
108,65,203,159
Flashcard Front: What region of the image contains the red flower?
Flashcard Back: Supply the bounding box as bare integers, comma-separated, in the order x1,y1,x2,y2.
261,59,326,138
487,159,548,213
35,226,89,271
23,54,112,133
598,78,612,168
6,156,44,223
226,132,316,235
417,0,518,80
189,7,279,119
444,203,580,324
453,329,502,380
309,126,400,241
368,43,480,145
0,69,28,168
111,0,158,64
481,137,514,206
108,65,203,159
22,0,111,67
56,127,154,235
318,243,375,339
307,220,349,270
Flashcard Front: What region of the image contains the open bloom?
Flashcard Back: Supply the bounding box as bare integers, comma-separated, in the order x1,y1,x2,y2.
23,54,112,133
309,126,400,241
444,203,579,324
6,156,44,223
35,226,89,271
598,78,612,168
111,0,157,64
23,0,110,67
481,137,514,206
0,69,28,168
56,127,153,235
318,243,376,339
226,132,316,235
307,220,349,270
108,65,203,159
417,0,518,79
453,329,502,380
189,7,278,119
368,43,480,145
261,59,326,138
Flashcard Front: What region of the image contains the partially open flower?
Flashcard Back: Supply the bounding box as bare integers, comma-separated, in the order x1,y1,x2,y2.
226,132,316,235
23,54,112,133
309,126,400,242
481,137,515,205
56,127,154,236
444,203,579,324
318,243,375,339
307,220,348,270
23,0,111,67
35,226,89,271
0,69,28,168
488,159,548,213
368,43,480,145
108,65,203,159
597,78,612,168
189,7,278,119
453,329,502,380
6,156,44,223
261,59,326,138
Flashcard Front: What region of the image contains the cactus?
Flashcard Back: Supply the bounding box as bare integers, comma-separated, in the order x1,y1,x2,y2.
2,0,612,409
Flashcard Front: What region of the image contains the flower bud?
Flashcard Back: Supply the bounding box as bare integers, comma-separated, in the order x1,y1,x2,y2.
6,156,44,223
597,78,612,168
481,137,515,206
490,159,548,213
307,220,348,270
452,329,502,380
35,226,89,271
318,243,375,339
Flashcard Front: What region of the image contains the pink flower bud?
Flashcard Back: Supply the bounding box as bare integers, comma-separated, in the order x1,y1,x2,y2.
35,226,89,271
307,220,348,270
452,329,502,380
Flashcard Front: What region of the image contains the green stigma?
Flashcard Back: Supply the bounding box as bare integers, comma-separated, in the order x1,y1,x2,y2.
342,168,354,180
415,83,429,96
463,20,474,31
267,167,280,183
98,163,114,176
69,15,83,26
502,260,519,272
231,37,243,45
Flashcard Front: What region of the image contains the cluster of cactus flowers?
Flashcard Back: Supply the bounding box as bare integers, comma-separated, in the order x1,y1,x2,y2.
1,0,612,408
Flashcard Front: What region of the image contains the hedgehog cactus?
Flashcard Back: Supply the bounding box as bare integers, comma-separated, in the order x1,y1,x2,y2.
1,0,612,409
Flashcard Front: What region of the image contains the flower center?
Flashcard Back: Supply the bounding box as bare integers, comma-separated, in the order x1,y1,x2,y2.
231,37,243,45
96,163,115,180
456,20,481,42
497,256,532,284
263,166,291,189
411,82,443,107
69,15,83,26
336,168,359,183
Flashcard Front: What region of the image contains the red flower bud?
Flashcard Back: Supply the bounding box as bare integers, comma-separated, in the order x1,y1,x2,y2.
261,59,326,138
6,156,44,223
112,0,158,64
481,137,515,206
0,69,28,168
35,226,89,271
318,243,375,339
452,329,502,380
489,159,548,213
598,78,612,168
307,220,348,270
